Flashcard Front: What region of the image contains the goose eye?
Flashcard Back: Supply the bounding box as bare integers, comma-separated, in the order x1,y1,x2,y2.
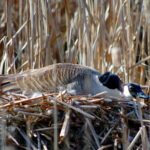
129,86,135,91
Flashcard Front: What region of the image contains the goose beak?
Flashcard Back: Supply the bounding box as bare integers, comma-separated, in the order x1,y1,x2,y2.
137,90,149,99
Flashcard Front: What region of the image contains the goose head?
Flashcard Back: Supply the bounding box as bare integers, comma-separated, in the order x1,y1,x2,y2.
99,72,149,99
123,83,149,99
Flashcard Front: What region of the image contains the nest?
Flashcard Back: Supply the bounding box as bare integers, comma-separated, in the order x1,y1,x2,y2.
0,91,150,150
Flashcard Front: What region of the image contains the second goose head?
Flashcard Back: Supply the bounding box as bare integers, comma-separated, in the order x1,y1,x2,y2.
99,72,149,100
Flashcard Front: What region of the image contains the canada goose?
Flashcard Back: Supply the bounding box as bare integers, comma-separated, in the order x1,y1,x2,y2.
0,63,149,99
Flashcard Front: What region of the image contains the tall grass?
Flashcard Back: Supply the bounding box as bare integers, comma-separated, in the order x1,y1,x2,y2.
0,0,150,150
0,0,149,83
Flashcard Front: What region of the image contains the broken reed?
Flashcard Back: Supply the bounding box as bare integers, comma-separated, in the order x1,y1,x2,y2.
0,0,150,150
0,0,149,84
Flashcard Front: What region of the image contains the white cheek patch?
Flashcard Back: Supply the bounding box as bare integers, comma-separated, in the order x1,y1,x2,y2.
123,85,132,98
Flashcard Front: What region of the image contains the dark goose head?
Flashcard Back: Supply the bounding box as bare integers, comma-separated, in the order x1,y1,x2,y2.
99,72,149,99
99,72,123,92
123,83,149,99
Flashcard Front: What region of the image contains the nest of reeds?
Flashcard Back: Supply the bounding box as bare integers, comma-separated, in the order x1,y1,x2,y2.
0,91,150,150
0,0,150,149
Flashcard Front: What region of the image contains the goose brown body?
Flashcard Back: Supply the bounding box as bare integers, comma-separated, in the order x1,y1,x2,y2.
1,63,149,99
0,63,101,94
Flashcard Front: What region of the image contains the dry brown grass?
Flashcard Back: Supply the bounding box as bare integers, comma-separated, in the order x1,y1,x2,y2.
0,0,150,150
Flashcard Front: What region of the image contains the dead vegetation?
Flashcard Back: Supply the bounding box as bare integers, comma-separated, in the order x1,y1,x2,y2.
1,91,150,150
0,0,150,150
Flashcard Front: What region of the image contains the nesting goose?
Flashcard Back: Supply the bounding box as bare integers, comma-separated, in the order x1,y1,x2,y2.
0,63,149,99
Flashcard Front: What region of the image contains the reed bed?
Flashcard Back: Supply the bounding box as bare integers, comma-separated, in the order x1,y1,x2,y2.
0,0,150,149
0,91,150,150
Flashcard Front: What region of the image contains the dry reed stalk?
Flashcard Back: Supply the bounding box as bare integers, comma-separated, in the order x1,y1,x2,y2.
86,118,100,148
0,91,149,149
0,0,150,149
53,98,95,120
98,144,113,150
59,108,71,142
